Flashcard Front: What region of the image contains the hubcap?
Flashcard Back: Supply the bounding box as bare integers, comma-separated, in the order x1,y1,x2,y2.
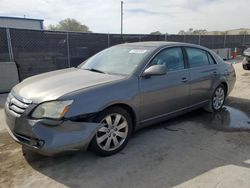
96,113,128,151
213,87,225,110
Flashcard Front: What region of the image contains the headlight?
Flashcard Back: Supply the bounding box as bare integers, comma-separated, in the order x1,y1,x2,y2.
31,100,73,119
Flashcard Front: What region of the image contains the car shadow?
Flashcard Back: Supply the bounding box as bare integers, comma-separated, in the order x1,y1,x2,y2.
23,96,250,188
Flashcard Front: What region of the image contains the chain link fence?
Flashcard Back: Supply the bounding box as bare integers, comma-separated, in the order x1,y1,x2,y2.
1,27,250,80
0,28,10,62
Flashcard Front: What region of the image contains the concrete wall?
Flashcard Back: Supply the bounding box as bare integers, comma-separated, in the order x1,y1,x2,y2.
0,62,19,93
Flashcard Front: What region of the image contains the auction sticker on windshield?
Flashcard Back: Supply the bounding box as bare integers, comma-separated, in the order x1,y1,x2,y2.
129,49,148,54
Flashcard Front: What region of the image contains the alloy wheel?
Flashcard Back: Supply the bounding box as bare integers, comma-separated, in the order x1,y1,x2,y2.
96,113,128,151
213,87,225,110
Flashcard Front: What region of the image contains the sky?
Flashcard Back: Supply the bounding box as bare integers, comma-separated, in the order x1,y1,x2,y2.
0,0,249,34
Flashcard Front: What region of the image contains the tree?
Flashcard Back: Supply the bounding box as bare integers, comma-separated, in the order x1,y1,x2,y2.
178,28,207,35
193,29,207,35
220,31,228,35
178,30,185,35
187,28,193,34
48,18,91,32
150,31,162,35
239,30,249,35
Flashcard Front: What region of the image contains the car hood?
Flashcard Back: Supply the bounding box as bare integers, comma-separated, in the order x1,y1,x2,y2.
13,68,125,103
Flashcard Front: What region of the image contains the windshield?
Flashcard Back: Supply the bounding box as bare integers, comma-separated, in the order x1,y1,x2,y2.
78,46,153,75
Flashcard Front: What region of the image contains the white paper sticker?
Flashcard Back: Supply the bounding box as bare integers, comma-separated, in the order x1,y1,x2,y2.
129,49,147,54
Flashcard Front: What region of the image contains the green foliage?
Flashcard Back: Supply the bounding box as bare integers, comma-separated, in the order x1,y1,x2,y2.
150,31,162,35
178,30,185,35
239,30,249,35
48,18,91,32
178,28,207,35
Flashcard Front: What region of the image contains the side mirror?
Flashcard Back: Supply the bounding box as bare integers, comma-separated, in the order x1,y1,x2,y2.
142,64,166,78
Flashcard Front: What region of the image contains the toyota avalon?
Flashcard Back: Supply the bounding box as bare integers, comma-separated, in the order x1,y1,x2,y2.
4,42,236,156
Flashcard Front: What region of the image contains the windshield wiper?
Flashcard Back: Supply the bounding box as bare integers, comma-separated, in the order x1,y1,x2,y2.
84,68,106,74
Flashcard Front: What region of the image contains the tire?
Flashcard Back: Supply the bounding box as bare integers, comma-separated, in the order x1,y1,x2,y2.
243,64,247,70
243,64,250,70
204,85,226,113
89,107,132,156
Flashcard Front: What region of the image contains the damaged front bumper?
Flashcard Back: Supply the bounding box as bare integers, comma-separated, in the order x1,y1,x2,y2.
4,103,101,156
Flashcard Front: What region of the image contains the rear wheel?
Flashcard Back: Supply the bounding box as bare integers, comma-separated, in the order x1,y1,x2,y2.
90,107,132,156
204,85,226,113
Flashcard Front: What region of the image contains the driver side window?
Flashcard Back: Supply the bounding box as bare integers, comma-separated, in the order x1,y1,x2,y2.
150,47,185,71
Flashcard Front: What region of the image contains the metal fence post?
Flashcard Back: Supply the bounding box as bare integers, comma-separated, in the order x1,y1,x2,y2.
107,33,110,47
198,34,201,45
243,33,246,46
66,32,71,67
164,33,168,41
6,28,14,62
223,34,226,48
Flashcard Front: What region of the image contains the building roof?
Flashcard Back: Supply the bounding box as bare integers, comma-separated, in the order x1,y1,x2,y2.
0,16,44,22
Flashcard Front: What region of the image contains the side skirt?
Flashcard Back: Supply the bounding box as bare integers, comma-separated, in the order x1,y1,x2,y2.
135,100,209,131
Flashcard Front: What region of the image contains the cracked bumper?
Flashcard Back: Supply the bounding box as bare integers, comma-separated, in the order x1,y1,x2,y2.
4,106,101,156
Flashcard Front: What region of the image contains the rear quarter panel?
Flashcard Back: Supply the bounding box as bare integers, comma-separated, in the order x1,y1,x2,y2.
211,50,236,95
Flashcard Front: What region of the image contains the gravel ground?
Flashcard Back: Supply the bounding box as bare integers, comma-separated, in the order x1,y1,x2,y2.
0,60,250,188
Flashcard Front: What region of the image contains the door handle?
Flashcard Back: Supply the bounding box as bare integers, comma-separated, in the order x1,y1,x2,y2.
181,77,188,83
213,71,218,76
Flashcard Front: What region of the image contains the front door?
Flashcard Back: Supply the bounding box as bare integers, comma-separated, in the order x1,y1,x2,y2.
139,47,190,122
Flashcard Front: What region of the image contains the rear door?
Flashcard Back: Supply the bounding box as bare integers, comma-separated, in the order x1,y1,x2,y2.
139,47,190,122
184,47,219,105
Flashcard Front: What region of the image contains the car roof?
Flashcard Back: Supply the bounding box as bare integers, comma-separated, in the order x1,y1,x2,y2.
117,41,208,50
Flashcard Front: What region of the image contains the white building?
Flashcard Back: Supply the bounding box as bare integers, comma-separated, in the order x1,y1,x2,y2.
0,16,44,30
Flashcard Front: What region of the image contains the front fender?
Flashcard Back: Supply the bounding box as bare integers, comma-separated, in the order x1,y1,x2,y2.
60,77,140,120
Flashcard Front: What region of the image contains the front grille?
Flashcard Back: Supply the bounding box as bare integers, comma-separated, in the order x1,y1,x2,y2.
6,93,32,118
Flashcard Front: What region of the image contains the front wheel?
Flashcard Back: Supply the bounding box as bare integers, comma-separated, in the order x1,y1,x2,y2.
204,85,226,113
89,107,132,156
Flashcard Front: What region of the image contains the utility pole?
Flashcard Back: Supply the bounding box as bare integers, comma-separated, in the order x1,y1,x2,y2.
121,1,123,37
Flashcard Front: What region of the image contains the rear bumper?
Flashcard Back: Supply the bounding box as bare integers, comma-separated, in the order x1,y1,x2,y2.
4,105,101,156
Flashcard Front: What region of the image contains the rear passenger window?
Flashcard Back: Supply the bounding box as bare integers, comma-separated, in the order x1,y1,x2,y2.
207,53,217,64
186,48,210,68
150,47,185,71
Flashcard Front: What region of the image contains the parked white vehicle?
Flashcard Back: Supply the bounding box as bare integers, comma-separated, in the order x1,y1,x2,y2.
243,48,250,70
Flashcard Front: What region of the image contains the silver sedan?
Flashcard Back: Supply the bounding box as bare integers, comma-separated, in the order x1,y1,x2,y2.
4,42,236,156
